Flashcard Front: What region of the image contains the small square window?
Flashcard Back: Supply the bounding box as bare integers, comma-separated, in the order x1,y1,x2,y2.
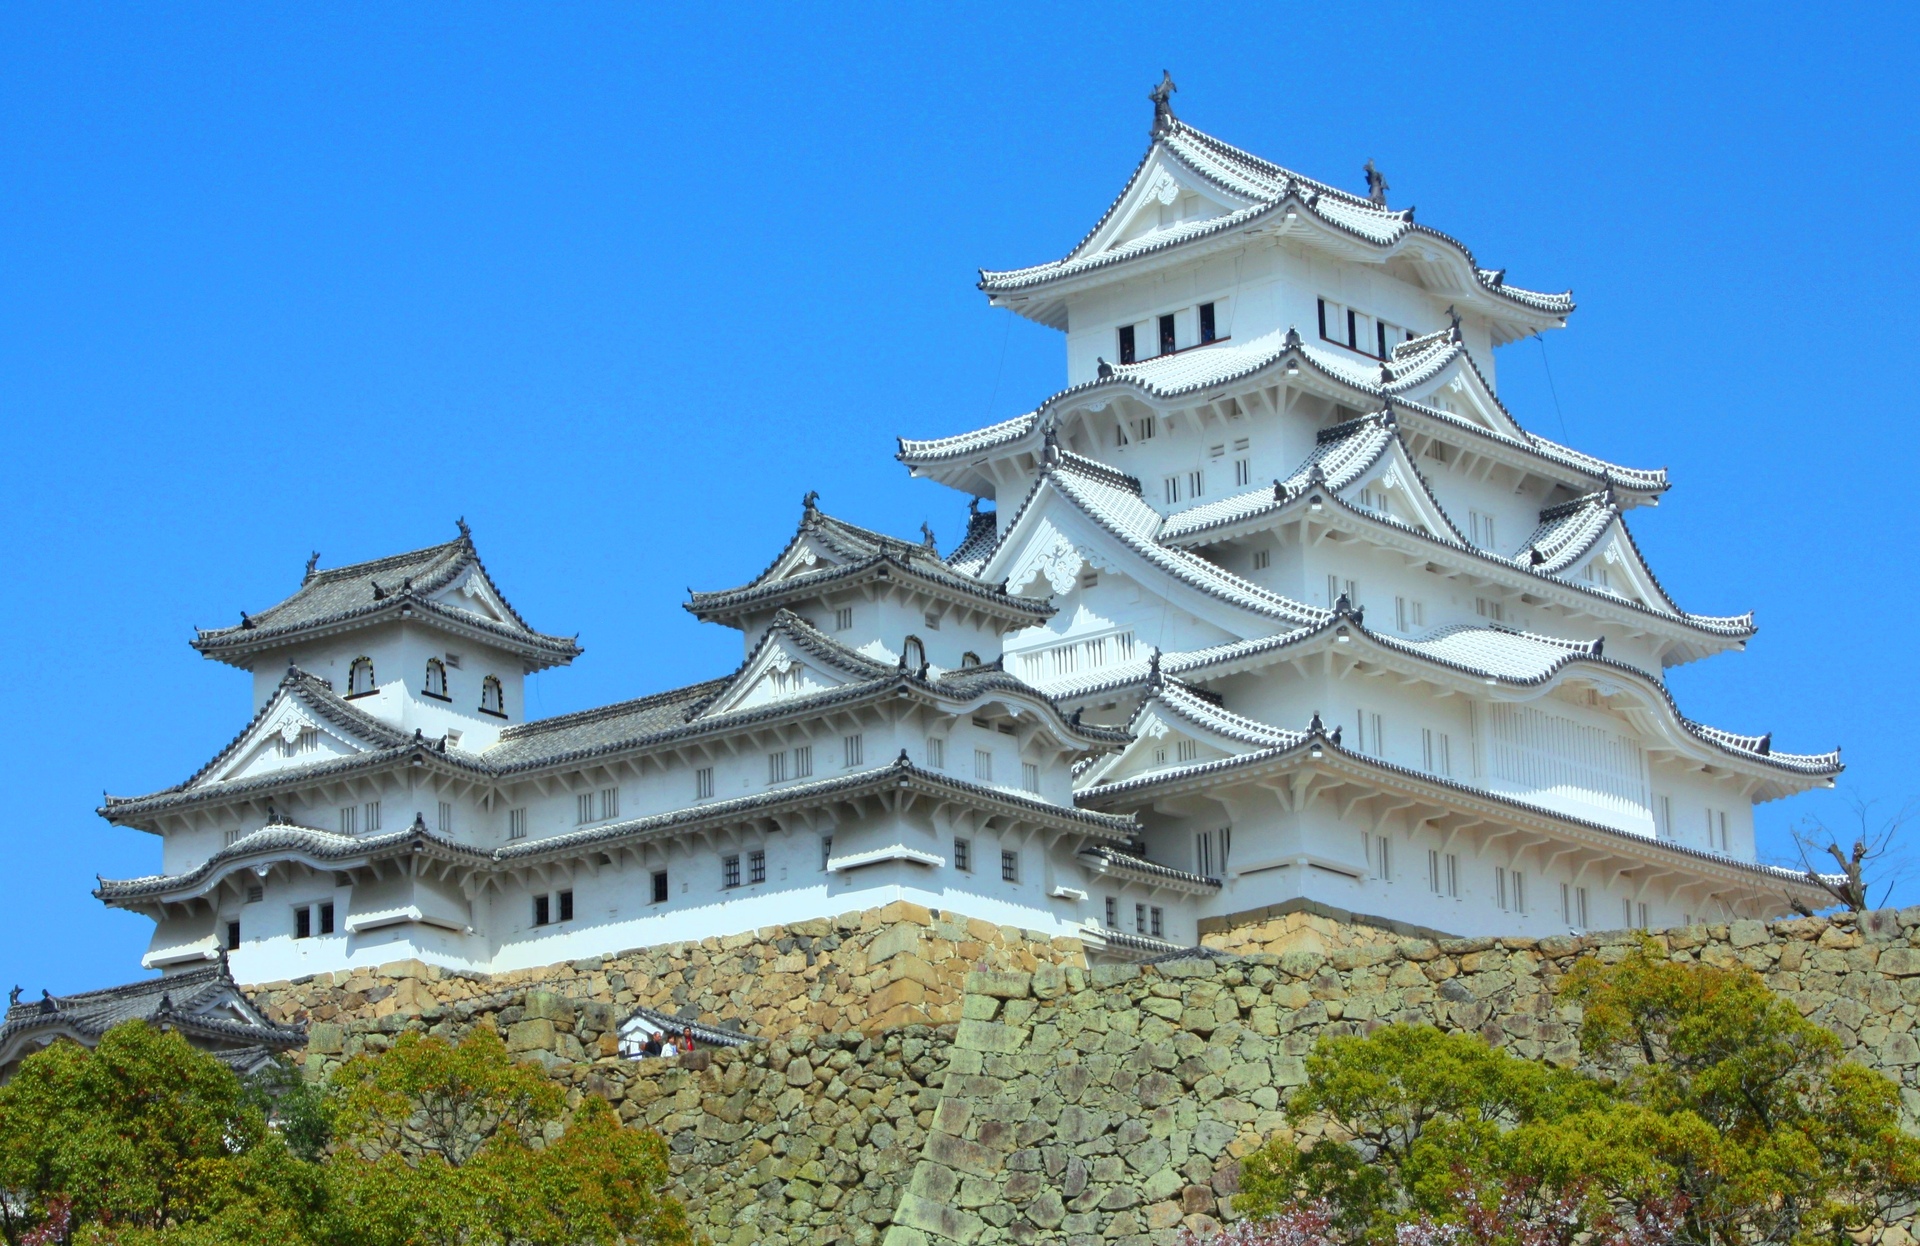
1252,549,1270,571
722,855,741,889
924,611,941,631
558,890,574,922
834,606,854,631
246,884,264,904
953,838,971,872
749,850,766,885
652,870,669,904
443,653,461,669
1000,850,1019,883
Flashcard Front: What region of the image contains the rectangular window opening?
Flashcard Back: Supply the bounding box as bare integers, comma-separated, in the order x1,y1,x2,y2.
319,901,334,935
927,737,946,769
226,920,241,950
1117,324,1136,365
843,733,864,768
508,808,527,840
1150,906,1164,937
1199,302,1216,344
558,889,573,922
820,837,833,872
749,850,766,885
534,894,551,927
437,800,453,834
1158,314,1176,356
652,870,669,904
295,906,311,940
695,767,714,800
1021,761,1040,793
954,837,971,872
1001,850,1019,883
834,606,854,632
722,855,741,889
974,749,993,783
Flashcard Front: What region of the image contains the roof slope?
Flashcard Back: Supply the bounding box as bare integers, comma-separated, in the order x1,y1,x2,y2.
687,497,1048,626
192,525,580,671
978,116,1572,324
0,962,303,1076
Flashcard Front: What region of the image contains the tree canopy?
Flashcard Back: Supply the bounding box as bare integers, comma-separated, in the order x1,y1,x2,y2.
1238,940,1920,1245
0,1023,688,1246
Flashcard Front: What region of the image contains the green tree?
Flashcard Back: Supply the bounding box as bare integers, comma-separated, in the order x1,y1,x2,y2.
320,1029,689,1246
0,1023,319,1245
1562,939,1920,1243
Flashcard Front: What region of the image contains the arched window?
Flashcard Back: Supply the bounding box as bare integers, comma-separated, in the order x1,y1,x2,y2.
479,674,506,717
902,636,926,672
347,657,375,697
960,652,981,669
423,658,448,699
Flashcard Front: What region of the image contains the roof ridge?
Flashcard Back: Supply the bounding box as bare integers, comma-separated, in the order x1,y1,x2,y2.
501,678,732,739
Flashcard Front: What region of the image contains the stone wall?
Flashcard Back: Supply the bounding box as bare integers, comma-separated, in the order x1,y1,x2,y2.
247,905,1920,1245
251,901,1081,1072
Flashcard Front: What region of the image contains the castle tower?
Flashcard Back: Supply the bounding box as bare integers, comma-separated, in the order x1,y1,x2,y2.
901,88,1837,943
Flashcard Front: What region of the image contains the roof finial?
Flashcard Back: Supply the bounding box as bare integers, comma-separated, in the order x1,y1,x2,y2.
968,496,981,518
1309,710,1324,733
239,611,255,629
303,551,321,581
1042,424,1062,468
1147,647,1163,689
7,986,18,1008
1148,71,1178,133
456,516,470,540
920,521,937,550
802,490,820,515
1364,159,1389,207
1096,356,1113,380
371,581,386,600
1445,305,1462,342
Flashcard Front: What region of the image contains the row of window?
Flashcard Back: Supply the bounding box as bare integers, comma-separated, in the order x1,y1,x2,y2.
344,655,505,716
1014,630,1137,682
1102,896,1166,937
1317,297,1417,360
1115,300,1223,365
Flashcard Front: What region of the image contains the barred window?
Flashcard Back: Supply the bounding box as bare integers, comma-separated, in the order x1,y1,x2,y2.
695,767,714,799
652,870,669,903
508,809,527,840
974,749,993,783
844,734,864,767
749,850,766,885
953,838,970,872
1000,850,1019,883
722,855,741,889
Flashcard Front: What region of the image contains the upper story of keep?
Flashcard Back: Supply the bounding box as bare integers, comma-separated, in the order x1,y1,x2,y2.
981,96,1574,395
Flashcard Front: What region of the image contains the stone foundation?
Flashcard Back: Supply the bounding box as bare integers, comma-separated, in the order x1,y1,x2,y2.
244,905,1920,1245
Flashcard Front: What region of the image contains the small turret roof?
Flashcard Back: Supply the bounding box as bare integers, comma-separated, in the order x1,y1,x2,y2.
687,497,1049,626
191,525,580,672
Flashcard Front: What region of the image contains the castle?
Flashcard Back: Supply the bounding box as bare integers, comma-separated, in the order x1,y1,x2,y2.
94,88,1838,985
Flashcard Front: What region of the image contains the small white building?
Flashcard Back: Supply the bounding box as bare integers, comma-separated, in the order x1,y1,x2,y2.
98,88,1836,982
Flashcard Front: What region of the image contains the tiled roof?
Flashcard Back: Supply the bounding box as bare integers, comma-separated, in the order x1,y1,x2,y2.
1077,845,1221,894
105,612,1127,824
688,500,1048,625
946,507,1001,576
191,529,580,672
984,451,1329,630
978,118,1573,319
0,963,303,1076
1076,717,1832,891
100,759,1139,904
897,330,1666,499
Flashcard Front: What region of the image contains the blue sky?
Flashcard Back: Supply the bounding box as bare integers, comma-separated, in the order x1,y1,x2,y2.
3,4,1914,991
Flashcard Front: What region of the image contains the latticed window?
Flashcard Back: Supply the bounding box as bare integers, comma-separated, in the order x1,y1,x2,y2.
479,675,505,717
347,657,375,696
749,850,766,885
1001,850,1019,883
423,658,448,699
722,855,741,889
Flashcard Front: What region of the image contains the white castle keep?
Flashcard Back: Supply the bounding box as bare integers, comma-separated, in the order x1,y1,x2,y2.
98,87,1838,982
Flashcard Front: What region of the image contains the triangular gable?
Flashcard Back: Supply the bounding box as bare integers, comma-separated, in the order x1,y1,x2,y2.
1563,522,1674,616
981,461,1320,641
1332,434,1467,545
427,562,516,626
1390,348,1527,442
694,614,887,720
1079,681,1298,788
186,674,405,792
1088,151,1247,256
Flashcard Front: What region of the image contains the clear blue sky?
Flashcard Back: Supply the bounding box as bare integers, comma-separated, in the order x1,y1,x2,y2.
3,4,1914,992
